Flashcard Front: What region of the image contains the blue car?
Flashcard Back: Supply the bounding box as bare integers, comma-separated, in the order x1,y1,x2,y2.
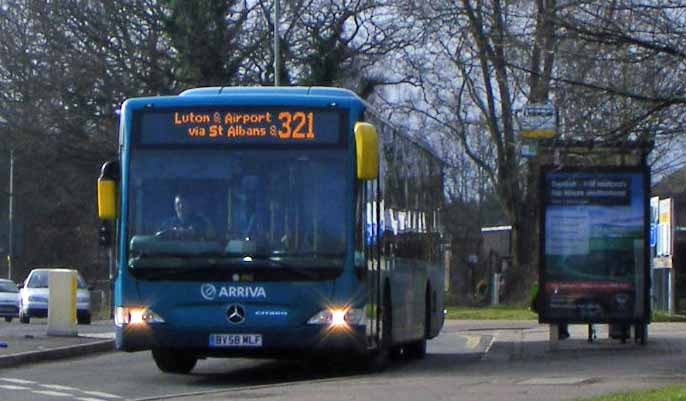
0,279,20,322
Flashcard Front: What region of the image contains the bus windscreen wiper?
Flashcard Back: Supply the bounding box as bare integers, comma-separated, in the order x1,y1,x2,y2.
129,255,277,270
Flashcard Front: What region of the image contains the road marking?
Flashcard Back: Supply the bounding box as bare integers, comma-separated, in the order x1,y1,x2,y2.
0,377,124,400
32,390,73,397
519,377,592,385
129,375,367,401
0,384,30,390
483,332,497,354
40,384,78,391
464,335,481,350
0,377,35,384
82,390,123,399
81,332,115,339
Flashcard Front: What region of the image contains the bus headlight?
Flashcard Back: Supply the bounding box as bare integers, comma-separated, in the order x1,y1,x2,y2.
307,308,365,327
115,307,165,327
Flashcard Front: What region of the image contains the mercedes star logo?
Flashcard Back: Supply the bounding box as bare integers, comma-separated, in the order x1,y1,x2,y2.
227,304,246,324
201,283,217,301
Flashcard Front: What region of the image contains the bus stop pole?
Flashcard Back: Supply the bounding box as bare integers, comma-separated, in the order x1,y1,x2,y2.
491,273,500,305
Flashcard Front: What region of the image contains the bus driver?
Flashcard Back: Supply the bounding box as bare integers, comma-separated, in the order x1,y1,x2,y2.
156,193,214,240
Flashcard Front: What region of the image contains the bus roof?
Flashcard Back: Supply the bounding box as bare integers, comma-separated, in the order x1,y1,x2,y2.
122,86,366,113
124,86,443,163
179,86,362,101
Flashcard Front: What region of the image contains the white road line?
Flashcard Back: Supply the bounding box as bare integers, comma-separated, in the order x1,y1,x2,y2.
82,390,123,399
519,377,592,385
0,384,31,390
77,398,108,401
32,390,73,397
0,378,36,384
40,384,78,391
483,332,497,354
81,332,115,339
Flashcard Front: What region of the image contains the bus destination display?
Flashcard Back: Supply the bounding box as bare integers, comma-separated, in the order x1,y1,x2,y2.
139,108,341,145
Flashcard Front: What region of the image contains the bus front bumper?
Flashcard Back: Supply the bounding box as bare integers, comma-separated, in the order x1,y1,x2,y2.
116,323,368,357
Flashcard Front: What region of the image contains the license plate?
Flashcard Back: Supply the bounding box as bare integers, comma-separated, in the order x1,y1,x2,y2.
209,334,262,347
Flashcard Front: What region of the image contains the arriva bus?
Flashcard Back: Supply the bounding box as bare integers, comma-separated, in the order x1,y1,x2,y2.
97,87,445,373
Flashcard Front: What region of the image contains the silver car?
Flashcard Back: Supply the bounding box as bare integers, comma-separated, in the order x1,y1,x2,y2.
0,279,20,322
19,269,91,324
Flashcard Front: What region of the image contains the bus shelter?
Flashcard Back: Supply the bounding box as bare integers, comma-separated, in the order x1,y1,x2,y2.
537,141,652,344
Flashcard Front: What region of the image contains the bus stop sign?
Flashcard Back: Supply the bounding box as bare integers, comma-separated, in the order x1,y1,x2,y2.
519,102,557,139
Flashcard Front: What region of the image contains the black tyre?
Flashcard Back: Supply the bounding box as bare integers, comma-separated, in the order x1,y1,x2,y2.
19,311,29,324
152,348,197,374
404,338,426,359
405,287,430,359
78,313,92,325
383,287,404,361
4,317,12,323
367,286,395,371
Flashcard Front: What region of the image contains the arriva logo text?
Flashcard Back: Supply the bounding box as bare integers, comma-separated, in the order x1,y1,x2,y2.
201,284,267,301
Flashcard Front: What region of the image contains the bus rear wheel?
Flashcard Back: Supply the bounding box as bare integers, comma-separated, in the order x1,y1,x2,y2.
405,287,430,359
152,348,197,374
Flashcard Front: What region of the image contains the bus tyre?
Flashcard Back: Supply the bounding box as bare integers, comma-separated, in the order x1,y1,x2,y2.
405,288,430,359
368,288,395,371
152,348,197,374
383,290,403,361
404,338,427,359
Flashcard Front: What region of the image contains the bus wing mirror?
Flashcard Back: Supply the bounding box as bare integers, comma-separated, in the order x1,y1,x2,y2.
354,122,378,180
98,160,120,220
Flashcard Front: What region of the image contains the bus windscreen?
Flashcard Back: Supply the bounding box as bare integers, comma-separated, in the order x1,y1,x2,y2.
138,108,342,145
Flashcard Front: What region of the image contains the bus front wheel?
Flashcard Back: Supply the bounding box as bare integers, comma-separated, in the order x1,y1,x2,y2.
382,288,403,360
152,348,197,374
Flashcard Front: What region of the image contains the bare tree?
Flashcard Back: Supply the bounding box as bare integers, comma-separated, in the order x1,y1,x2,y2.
279,0,416,96
393,0,686,300
0,0,178,281
551,1,686,176
391,0,559,296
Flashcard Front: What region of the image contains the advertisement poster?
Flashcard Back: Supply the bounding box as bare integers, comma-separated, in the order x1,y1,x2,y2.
541,169,648,322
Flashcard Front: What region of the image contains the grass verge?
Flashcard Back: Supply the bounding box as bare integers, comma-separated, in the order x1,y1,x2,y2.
652,312,686,322
445,305,536,320
573,385,686,401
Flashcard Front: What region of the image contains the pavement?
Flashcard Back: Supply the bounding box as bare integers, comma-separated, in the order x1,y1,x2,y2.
0,318,115,369
460,320,686,363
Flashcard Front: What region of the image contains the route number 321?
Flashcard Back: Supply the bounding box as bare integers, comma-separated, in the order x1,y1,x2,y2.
274,112,315,139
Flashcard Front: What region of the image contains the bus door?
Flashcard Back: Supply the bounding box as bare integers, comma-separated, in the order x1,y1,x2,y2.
357,179,382,349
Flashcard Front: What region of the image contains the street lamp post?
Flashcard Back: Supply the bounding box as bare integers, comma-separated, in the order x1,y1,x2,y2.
7,148,13,280
274,0,281,86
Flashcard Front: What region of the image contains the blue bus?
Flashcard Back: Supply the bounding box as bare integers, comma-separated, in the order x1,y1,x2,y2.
97,87,445,373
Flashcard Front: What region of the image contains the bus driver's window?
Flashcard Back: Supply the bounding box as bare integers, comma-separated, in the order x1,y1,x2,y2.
228,176,259,239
